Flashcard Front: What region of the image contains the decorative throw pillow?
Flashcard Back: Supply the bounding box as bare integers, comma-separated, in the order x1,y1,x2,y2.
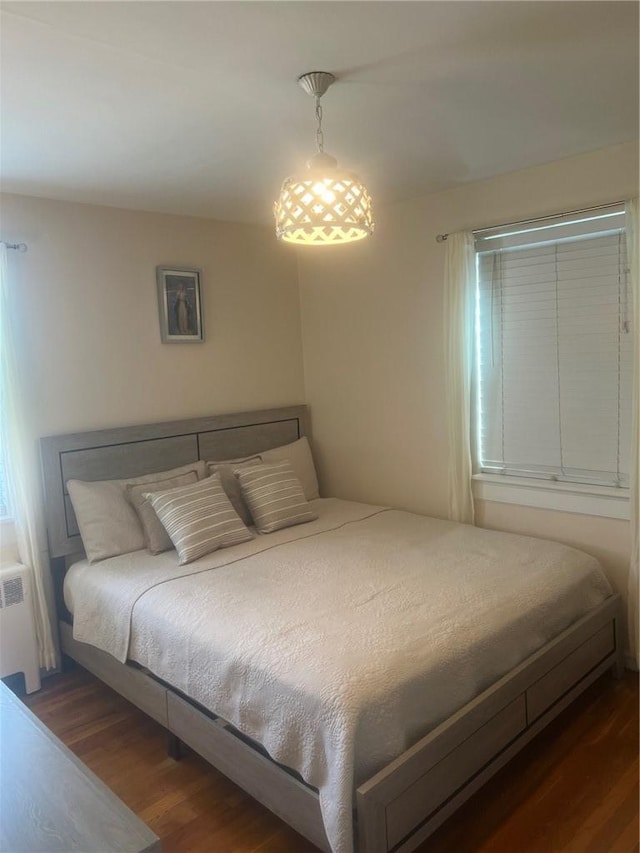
145,474,253,565
67,461,208,563
126,471,199,555
260,437,320,501
235,461,318,534
207,455,262,526
206,436,320,525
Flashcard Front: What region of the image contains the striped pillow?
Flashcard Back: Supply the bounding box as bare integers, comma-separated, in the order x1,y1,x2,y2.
144,474,252,565
235,461,318,534
127,470,199,555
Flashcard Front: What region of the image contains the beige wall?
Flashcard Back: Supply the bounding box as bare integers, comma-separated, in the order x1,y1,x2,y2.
1,193,305,437
298,141,638,630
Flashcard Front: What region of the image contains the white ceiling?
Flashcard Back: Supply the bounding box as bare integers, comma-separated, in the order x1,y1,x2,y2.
1,1,638,224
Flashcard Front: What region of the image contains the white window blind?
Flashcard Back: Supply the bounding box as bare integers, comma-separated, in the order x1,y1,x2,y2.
475,205,632,488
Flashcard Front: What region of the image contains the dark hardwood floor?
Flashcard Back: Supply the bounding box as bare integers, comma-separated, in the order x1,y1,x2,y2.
21,667,638,853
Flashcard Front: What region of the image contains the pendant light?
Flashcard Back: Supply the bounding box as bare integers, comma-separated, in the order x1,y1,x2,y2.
273,71,374,246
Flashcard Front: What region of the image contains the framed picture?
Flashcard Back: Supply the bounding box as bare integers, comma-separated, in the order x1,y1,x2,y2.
156,266,204,343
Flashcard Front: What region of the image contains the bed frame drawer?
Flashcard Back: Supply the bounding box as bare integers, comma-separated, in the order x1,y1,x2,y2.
385,695,526,849
526,623,614,722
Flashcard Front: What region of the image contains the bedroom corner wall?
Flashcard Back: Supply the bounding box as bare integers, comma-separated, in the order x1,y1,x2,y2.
0,193,305,438
297,141,638,633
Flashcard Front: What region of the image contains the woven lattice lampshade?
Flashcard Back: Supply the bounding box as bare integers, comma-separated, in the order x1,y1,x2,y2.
274,167,374,246
274,72,374,246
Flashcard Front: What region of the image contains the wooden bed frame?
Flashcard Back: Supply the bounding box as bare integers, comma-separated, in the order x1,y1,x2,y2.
40,405,625,853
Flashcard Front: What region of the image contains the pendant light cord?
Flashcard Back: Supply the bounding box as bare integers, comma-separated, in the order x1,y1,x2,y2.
315,97,324,153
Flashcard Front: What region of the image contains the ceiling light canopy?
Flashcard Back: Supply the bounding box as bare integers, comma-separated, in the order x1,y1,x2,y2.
274,72,374,246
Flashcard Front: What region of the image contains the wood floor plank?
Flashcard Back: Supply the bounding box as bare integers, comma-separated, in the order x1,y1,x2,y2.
19,667,638,853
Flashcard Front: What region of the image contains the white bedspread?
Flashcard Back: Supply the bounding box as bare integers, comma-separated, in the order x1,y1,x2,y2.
65,498,612,853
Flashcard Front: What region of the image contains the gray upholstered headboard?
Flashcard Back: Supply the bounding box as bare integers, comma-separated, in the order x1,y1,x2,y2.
40,405,310,560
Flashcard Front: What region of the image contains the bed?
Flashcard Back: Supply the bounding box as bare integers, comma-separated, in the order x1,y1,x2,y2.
41,406,624,853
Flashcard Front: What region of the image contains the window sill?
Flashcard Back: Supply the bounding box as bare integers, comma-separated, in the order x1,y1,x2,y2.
472,474,630,521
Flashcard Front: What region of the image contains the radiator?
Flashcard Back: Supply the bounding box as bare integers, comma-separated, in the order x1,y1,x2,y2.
0,564,41,693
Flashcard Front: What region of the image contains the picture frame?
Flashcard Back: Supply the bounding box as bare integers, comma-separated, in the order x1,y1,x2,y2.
156,266,204,343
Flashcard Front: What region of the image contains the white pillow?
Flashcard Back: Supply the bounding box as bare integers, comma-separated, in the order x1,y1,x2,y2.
67,461,207,563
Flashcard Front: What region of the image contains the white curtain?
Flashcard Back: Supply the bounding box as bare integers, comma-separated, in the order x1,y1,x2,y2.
444,231,476,525
0,243,56,669
626,199,639,669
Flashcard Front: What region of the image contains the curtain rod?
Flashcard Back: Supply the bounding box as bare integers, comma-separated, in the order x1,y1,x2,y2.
435,200,626,243
2,242,28,252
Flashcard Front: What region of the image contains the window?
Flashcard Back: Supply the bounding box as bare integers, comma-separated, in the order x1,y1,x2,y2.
474,205,632,512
